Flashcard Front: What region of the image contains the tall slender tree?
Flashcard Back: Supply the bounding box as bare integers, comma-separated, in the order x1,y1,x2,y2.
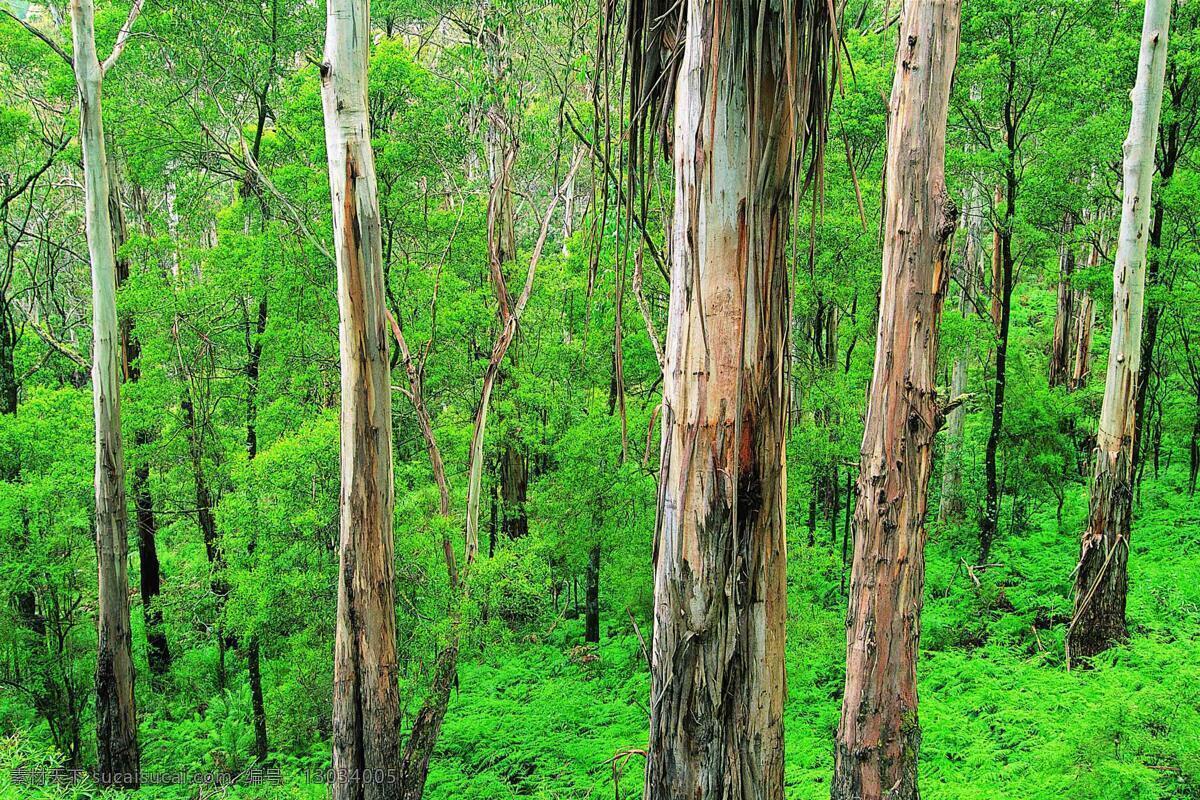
63,0,146,786
320,2,401,797
939,166,984,525
622,1,833,797
833,0,962,796
1068,0,1172,663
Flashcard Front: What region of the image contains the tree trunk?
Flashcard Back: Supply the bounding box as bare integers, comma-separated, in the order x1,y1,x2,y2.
938,175,983,525
1068,0,1171,663
0,295,16,419
500,442,528,539
1069,219,1099,392
397,643,457,800
248,637,268,763
70,0,140,785
832,0,961,795
981,153,1017,562
180,393,228,690
1049,211,1077,388
584,544,599,644
132,441,170,680
642,2,830,797
1189,396,1200,495
245,294,269,764
384,315,458,800
321,3,402,797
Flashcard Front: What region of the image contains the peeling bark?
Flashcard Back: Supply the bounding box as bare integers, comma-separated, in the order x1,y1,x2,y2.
833,0,961,796
643,2,831,798
321,3,402,797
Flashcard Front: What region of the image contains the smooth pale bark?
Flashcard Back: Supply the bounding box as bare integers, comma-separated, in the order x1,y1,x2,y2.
1068,0,1171,663
69,0,140,785
643,2,828,797
320,3,401,797
832,0,961,795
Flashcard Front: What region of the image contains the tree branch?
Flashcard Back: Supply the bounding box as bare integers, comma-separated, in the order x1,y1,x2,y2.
2,8,72,67
28,319,88,369
100,0,145,76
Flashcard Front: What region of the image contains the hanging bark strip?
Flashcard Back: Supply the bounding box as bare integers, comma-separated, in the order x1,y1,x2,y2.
1068,0,1172,664
621,1,833,797
833,0,962,795
63,0,146,787
320,3,401,797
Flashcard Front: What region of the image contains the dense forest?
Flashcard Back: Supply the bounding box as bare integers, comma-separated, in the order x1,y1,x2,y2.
0,0,1198,797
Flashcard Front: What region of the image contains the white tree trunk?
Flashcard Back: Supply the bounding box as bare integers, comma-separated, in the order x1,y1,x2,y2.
320,3,402,797
69,0,140,785
1069,0,1171,661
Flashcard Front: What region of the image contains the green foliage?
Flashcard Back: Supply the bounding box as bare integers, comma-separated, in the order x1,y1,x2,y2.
2,0,1200,798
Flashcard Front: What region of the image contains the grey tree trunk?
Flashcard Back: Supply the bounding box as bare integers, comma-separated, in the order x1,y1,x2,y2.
832,0,962,795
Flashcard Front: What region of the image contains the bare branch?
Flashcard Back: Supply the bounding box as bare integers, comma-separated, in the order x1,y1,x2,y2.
28,319,88,368
513,150,584,319
2,8,72,67
100,0,146,75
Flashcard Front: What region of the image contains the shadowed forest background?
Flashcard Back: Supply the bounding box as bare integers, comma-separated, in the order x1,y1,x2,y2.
1,0,1200,797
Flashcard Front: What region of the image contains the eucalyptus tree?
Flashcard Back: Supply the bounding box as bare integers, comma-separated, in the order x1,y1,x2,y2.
321,0,401,795
620,0,833,796
1068,0,1172,662
833,0,962,795
6,0,152,785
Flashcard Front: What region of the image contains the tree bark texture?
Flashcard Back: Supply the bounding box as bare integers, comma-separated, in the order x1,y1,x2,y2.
1068,0,1171,663
70,0,140,785
832,0,961,796
321,2,402,796
643,2,830,798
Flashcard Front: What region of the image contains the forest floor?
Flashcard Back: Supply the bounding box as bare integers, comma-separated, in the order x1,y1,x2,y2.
2,469,1198,799
424,470,1200,800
